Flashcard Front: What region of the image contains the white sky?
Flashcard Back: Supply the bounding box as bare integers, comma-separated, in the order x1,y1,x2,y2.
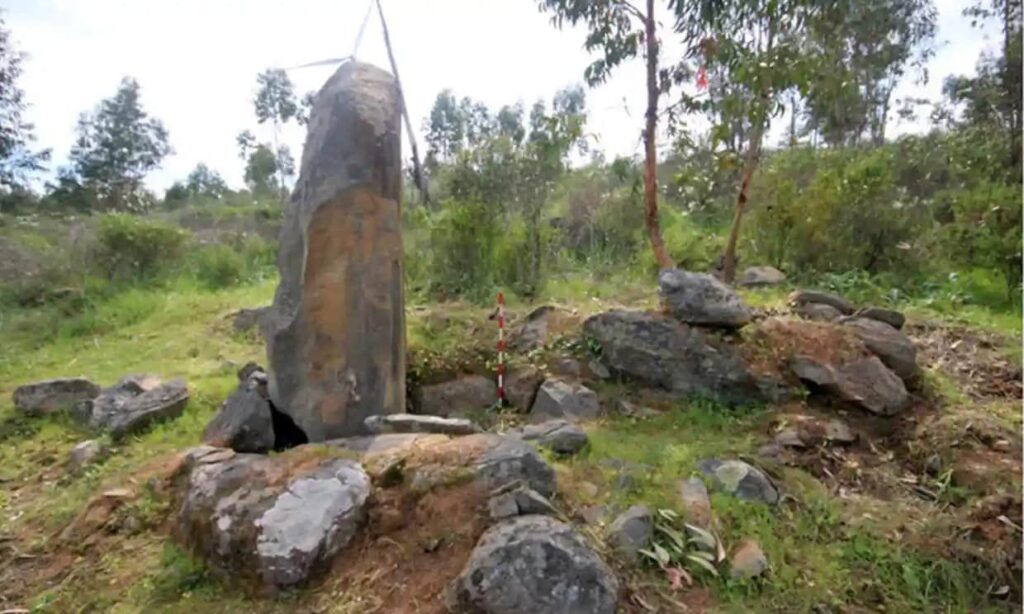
5,0,1003,193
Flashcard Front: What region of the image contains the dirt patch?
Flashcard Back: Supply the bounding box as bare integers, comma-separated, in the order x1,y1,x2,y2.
320,481,489,613
909,321,1022,400
741,317,870,379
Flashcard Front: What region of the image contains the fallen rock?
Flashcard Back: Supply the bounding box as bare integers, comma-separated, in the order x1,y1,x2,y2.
794,302,843,322
788,290,855,315
504,366,543,412
772,415,857,449
607,505,653,561
69,439,105,471
530,379,600,422
231,306,270,333
730,538,768,579
697,459,778,505
510,419,588,455
13,377,100,417
77,377,189,438
659,268,752,328
264,61,405,441
678,476,713,529
202,375,275,453
176,452,370,590
792,355,908,415
414,375,496,417
842,317,918,382
856,306,906,330
446,515,619,614
363,413,481,436
508,305,577,352
583,310,772,404
738,266,786,287
488,483,558,520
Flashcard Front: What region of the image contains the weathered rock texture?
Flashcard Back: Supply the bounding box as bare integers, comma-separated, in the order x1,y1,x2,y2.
530,378,601,422
202,372,275,453
265,61,405,441
13,377,100,416
414,375,496,417
74,376,189,439
659,268,752,328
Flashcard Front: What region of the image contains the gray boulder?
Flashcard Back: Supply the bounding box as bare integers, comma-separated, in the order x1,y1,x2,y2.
504,366,543,412
511,419,588,455
473,435,557,497
363,413,481,436
738,266,786,287
697,459,778,505
856,306,906,330
583,310,768,404
264,61,405,441
414,375,496,417
13,377,100,417
69,439,105,471
508,305,575,352
202,375,275,453
842,317,918,382
176,452,370,590
773,415,856,449
659,268,752,328
678,476,713,529
792,354,908,415
447,515,619,614
607,505,653,561
77,377,189,438
530,379,600,422
794,302,843,322
488,483,558,520
788,290,855,315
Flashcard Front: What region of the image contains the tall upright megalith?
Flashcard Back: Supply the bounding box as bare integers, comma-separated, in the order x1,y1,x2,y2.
265,61,405,441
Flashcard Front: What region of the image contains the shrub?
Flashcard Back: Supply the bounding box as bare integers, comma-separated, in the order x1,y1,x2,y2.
93,213,188,282
425,200,499,301
194,244,246,289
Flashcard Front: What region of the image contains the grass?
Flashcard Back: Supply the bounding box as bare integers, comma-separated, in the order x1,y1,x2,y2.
0,260,1018,612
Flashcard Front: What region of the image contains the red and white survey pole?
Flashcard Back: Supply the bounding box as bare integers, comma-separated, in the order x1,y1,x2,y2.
496,291,505,406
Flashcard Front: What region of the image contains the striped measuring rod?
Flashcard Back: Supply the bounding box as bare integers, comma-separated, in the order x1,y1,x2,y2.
496,291,505,406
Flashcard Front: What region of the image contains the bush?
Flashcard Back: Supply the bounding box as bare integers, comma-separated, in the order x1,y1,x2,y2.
425,200,499,301
194,244,246,289
93,213,188,281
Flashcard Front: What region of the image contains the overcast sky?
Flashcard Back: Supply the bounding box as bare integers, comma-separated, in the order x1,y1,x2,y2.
6,0,1002,193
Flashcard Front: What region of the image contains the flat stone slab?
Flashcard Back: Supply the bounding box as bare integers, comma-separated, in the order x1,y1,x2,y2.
76,377,189,438
364,413,481,436
13,377,100,416
509,419,588,455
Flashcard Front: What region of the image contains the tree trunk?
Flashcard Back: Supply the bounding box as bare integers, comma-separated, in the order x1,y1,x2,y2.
720,119,766,284
642,0,673,270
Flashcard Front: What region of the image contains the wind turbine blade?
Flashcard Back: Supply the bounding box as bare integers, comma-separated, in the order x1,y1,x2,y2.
282,57,352,70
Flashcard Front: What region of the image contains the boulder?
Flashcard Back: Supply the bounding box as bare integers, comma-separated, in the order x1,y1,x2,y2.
549,357,582,379
794,302,843,322
202,375,275,454
446,515,619,614
788,290,855,315
583,310,767,404
69,439,105,471
730,538,768,579
13,377,100,417
176,452,370,590
587,359,611,380
658,268,752,328
678,476,713,529
607,505,653,561
510,419,588,455
530,379,600,422
738,266,786,287
488,483,558,520
508,305,576,352
363,413,481,436
855,306,906,330
773,415,856,449
842,317,918,381
414,375,496,417
792,355,908,415
77,377,189,438
697,459,778,505
264,61,405,441
503,366,543,412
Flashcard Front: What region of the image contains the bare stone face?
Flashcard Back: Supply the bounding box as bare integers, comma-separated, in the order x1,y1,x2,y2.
265,61,405,441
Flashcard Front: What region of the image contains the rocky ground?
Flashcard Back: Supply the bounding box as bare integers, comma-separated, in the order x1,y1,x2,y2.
0,271,1020,613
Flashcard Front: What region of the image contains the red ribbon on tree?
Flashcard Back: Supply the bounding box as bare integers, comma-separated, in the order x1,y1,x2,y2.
697,65,708,91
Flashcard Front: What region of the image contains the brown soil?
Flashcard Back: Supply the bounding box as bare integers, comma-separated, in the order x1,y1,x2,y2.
741,317,869,379
909,321,1022,400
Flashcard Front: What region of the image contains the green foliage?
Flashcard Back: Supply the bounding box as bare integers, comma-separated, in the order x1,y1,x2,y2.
65,77,171,212
192,234,275,290
0,13,48,190
638,508,726,582
423,199,499,301
94,213,188,281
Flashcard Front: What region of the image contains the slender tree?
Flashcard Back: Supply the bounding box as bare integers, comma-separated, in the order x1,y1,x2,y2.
253,69,298,198
0,12,48,190
538,0,682,269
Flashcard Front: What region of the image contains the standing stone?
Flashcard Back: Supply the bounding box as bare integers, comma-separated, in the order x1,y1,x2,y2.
264,62,405,441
